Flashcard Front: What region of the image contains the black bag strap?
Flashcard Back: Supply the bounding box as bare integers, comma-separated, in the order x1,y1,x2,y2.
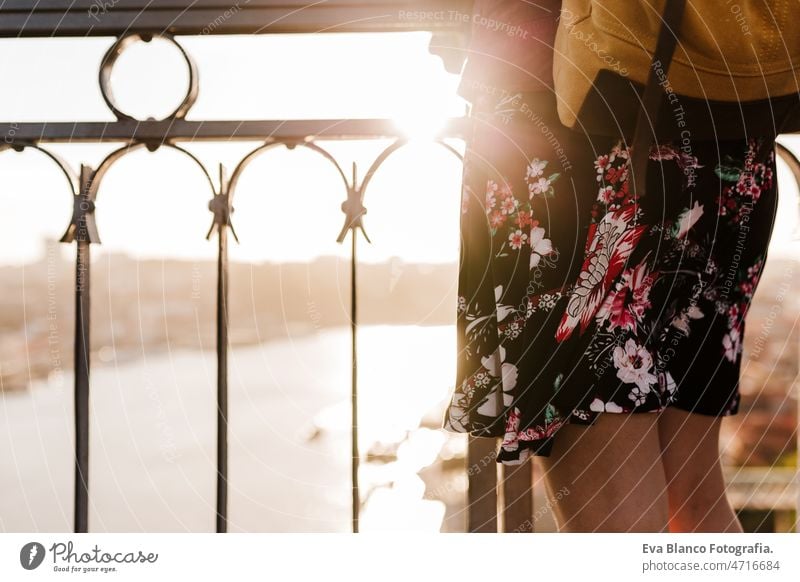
629,0,687,199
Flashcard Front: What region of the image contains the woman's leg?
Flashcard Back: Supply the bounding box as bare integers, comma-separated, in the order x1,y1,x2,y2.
657,407,743,532
536,412,670,532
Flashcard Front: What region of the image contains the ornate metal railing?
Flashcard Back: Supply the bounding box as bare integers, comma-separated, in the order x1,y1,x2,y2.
0,0,476,534
2,0,798,534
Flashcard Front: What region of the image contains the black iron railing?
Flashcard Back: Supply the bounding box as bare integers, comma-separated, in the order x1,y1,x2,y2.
2,0,798,534
0,0,473,534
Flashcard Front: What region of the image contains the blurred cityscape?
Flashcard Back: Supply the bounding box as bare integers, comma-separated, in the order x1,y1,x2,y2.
0,237,796,532
0,237,456,390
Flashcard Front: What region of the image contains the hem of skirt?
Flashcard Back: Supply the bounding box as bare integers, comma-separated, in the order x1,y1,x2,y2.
665,400,740,417
440,425,506,439
495,437,555,465
440,412,509,439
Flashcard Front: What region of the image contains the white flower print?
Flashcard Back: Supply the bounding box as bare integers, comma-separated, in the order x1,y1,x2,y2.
525,297,535,319
589,398,623,413
477,344,518,416
461,188,471,214
529,226,554,269
474,371,490,388
526,158,560,198
664,371,677,395
503,320,522,340
675,200,704,239
463,284,514,337
540,293,557,310
628,385,648,406
494,284,515,322
501,194,518,215
613,338,658,393
527,158,548,179
529,176,551,196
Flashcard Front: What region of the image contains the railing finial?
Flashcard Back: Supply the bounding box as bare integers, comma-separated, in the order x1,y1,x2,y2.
59,164,101,245
205,163,240,244
336,161,370,244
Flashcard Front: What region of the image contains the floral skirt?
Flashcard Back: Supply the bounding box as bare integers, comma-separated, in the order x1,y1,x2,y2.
441,90,780,465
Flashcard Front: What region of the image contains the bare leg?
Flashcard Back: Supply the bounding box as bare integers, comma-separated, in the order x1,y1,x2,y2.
536,412,669,532
657,407,742,532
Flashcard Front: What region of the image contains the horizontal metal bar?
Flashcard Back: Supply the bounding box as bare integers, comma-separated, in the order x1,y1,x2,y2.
0,118,471,144
0,0,468,9
0,0,473,37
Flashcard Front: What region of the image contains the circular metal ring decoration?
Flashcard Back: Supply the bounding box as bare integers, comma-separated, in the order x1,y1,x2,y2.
99,32,199,122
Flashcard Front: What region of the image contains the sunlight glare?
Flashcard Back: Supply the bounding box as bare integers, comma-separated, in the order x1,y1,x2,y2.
392,109,449,143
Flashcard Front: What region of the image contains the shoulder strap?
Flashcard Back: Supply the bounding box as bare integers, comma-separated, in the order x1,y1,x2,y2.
629,0,687,199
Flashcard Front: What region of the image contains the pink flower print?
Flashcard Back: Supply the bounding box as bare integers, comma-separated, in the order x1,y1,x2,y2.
649,143,702,174
503,404,564,446
489,209,506,228
756,163,774,191
597,185,615,204
744,260,763,292
501,406,522,449
501,195,518,215
613,338,658,393
508,228,529,250
727,303,742,329
649,144,678,162
735,179,749,195
594,154,610,177
498,180,514,199
603,165,627,186
722,326,741,362
595,260,657,333
598,290,637,332
485,180,498,209
609,142,631,162
515,210,532,228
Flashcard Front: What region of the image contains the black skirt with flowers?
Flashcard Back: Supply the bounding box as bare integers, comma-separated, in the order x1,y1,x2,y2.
441,90,779,465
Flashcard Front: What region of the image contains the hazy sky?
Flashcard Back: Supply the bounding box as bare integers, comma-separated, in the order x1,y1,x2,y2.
0,32,467,265
1,32,798,266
